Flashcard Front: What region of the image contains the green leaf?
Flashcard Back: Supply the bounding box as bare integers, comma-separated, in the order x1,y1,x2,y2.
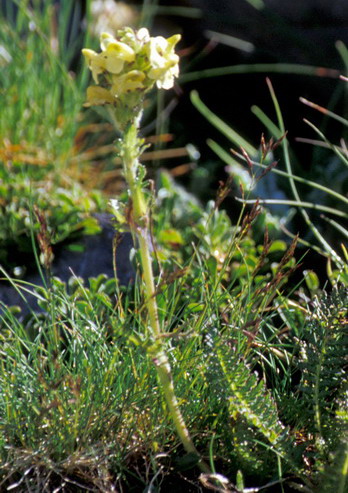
158,228,184,246
269,240,287,253
187,302,205,313
303,269,320,292
206,256,218,278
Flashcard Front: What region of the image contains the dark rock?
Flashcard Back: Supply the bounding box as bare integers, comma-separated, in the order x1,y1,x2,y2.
51,214,134,285
0,214,134,316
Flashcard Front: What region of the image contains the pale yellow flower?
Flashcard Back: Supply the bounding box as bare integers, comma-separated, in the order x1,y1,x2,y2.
111,70,146,97
82,28,180,113
84,85,115,106
82,48,105,83
100,32,135,61
82,34,135,83
147,34,181,89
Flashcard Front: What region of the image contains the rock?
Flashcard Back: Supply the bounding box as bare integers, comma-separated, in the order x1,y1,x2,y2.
0,214,134,316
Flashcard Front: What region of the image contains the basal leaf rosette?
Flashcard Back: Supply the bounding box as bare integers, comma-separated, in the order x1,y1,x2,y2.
82,27,180,126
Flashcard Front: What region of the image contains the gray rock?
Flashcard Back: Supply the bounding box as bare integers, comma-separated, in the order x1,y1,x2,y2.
0,214,134,316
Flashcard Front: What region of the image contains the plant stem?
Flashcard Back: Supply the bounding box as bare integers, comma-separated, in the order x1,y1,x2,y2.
120,119,210,473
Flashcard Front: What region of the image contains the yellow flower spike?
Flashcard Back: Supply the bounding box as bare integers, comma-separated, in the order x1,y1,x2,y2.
111,70,146,97
82,29,180,113
84,86,115,106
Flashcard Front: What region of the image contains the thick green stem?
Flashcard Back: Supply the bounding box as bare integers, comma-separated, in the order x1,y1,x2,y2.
121,120,210,472
121,122,161,340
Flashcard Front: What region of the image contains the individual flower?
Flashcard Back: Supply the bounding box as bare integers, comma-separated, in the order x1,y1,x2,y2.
82,33,135,83
84,85,115,106
111,70,146,96
147,34,181,89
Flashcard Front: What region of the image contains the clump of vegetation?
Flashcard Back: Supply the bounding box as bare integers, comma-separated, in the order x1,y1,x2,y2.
0,1,347,492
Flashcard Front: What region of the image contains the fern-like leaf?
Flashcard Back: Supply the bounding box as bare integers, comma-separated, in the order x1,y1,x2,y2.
298,287,348,441
204,328,294,463
315,399,348,493
297,286,348,489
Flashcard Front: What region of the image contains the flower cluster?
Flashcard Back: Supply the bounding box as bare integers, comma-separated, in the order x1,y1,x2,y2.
82,27,181,110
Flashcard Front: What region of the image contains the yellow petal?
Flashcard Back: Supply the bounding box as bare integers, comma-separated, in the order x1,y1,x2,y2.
84,86,115,106
102,52,125,75
82,48,106,83
111,70,146,96
101,33,135,62
82,48,97,60
166,34,181,50
105,41,135,62
100,32,115,50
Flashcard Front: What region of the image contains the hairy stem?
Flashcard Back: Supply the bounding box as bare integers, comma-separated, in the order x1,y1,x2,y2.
120,119,210,472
